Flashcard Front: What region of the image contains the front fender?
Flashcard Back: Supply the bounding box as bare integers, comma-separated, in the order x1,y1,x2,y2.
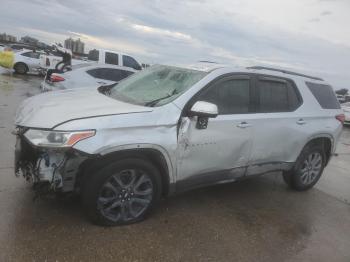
93,143,176,194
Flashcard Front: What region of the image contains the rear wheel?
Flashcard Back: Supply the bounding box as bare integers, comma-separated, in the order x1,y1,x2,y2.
82,158,162,226
14,62,28,74
283,144,325,191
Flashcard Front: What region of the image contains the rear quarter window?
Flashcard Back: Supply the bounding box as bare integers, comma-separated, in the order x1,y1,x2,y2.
306,82,341,109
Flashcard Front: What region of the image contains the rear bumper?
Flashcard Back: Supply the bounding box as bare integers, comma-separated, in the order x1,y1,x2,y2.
40,80,63,92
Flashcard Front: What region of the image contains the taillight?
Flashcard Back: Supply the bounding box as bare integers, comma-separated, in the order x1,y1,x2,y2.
335,114,345,124
50,74,65,82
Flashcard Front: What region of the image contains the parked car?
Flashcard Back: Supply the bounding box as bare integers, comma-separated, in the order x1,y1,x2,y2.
13,49,46,74
40,63,136,92
341,102,350,125
87,49,142,71
336,94,346,103
14,63,343,226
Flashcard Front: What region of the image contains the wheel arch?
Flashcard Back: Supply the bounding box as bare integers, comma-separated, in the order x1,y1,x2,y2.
302,134,334,166
77,145,175,196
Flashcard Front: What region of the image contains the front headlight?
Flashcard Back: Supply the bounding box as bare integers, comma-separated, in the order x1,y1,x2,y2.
24,129,95,148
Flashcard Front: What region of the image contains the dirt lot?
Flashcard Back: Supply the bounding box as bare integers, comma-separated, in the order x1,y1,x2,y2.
0,70,350,262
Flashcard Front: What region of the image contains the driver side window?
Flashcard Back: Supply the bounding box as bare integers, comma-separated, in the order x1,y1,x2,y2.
199,77,251,114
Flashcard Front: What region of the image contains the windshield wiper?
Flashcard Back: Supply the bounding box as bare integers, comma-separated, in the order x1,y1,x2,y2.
144,89,177,107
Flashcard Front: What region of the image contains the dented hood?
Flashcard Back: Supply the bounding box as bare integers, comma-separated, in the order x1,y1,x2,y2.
15,89,153,129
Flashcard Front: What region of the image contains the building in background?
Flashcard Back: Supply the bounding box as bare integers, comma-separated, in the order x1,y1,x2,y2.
0,33,17,43
64,38,85,55
20,36,39,46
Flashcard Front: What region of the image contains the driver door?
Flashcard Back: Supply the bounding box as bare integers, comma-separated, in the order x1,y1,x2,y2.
176,75,254,190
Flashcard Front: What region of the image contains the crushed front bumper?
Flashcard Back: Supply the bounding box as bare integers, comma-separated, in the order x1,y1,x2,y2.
14,128,88,193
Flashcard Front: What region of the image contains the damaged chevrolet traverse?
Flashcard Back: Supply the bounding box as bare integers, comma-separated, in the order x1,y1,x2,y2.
14,63,343,226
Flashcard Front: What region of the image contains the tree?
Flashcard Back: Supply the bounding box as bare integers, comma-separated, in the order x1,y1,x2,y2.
335,88,348,96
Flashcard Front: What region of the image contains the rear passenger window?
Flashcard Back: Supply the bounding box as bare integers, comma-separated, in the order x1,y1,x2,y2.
21,52,41,59
306,82,340,109
103,69,133,82
87,68,103,79
87,68,133,82
105,52,119,65
200,78,251,114
257,78,301,112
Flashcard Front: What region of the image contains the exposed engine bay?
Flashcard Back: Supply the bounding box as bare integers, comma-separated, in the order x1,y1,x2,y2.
14,127,87,195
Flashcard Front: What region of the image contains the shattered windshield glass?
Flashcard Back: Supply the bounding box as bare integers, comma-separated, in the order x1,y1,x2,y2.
109,65,208,107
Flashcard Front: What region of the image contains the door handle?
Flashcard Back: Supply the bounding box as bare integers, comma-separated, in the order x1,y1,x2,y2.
296,119,306,125
237,122,252,128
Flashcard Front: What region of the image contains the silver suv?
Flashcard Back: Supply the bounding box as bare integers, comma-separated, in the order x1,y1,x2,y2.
14,63,344,225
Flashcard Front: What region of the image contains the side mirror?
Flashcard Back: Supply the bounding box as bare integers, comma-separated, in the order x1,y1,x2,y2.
189,101,218,130
190,101,218,118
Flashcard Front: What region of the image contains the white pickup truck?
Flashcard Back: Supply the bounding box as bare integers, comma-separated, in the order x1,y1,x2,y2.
87,49,142,71
39,49,142,74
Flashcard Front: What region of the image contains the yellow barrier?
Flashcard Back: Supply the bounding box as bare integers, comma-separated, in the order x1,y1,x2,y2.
0,51,14,69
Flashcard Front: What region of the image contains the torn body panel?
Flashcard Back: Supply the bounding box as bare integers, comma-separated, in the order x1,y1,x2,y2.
15,133,88,193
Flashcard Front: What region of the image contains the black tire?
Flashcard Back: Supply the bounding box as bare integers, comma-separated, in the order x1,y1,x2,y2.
14,62,28,74
82,158,162,226
283,144,325,191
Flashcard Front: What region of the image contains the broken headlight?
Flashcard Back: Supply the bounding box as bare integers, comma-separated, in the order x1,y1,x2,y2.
24,129,95,148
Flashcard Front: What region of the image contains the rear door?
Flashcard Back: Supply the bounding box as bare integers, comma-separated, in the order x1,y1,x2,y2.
246,75,303,175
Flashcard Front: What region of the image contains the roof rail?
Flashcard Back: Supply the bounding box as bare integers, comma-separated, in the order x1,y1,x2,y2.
198,60,219,64
247,66,323,81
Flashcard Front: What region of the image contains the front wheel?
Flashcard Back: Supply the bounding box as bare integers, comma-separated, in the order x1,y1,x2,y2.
82,158,162,226
283,145,325,191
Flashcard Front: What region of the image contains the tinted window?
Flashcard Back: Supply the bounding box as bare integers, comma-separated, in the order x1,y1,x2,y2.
199,78,250,114
87,68,133,82
123,55,141,70
88,50,99,61
306,82,341,109
105,52,118,65
21,52,41,59
87,68,106,79
103,69,133,82
257,78,300,112
12,44,35,51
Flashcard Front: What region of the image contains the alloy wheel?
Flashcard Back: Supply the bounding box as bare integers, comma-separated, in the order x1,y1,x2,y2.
97,169,153,222
299,152,323,185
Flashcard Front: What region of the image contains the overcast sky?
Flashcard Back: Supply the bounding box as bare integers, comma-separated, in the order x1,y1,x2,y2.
1,0,349,89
